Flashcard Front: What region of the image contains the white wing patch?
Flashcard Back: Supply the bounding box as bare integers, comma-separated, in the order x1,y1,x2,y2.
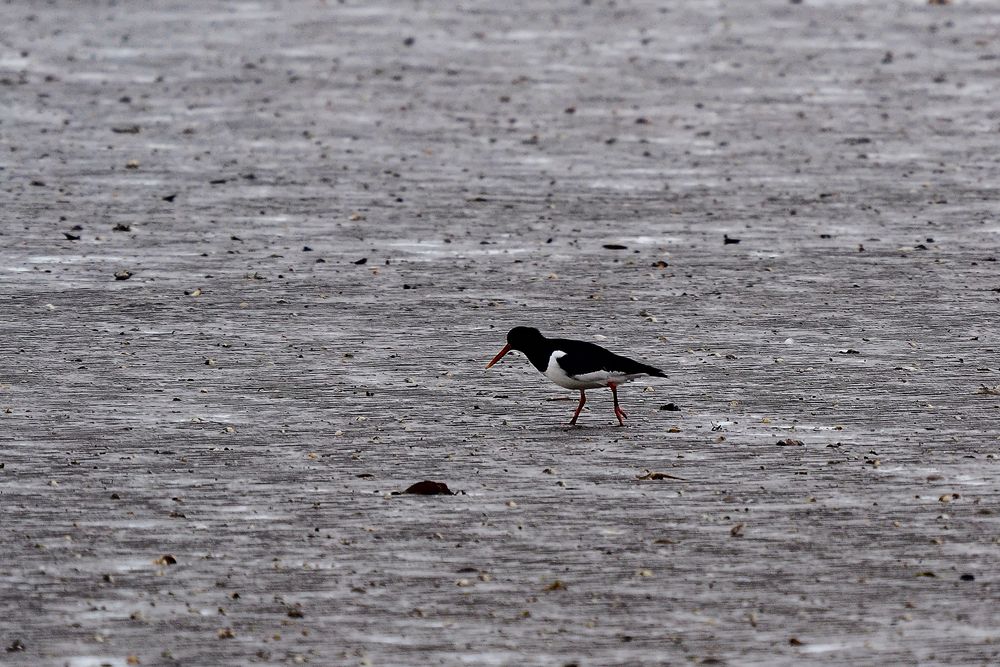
543,350,643,390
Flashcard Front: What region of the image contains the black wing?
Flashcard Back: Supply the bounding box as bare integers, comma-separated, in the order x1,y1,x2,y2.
551,338,666,377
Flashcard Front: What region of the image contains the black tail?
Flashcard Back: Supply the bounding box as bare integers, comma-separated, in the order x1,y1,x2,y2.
643,364,667,378
617,355,667,377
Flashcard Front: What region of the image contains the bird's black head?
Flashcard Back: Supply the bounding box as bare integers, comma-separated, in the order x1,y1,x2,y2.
486,326,545,369
506,326,544,352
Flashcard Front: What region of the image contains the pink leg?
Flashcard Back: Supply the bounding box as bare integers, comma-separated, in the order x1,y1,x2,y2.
569,389,586,426
609,382,627,426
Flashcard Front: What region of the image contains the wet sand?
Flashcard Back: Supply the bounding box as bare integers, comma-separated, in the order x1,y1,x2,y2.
2,1,1000,665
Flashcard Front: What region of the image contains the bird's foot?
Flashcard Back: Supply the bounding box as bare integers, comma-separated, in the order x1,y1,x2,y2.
614,407,628,426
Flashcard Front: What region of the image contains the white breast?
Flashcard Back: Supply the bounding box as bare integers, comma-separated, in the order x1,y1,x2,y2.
542,350,642,390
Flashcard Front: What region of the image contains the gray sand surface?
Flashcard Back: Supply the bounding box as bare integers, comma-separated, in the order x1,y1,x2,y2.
2,1,999,665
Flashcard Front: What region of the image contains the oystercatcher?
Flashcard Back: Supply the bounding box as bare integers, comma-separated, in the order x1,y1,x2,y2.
485,326,666,426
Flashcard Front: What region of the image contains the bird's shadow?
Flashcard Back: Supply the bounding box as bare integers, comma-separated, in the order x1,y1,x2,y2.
542,423,626,433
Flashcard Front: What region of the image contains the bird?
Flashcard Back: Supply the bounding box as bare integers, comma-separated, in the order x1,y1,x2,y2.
485,326,666,426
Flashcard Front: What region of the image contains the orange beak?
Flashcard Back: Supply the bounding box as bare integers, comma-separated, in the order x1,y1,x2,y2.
485,343,512,369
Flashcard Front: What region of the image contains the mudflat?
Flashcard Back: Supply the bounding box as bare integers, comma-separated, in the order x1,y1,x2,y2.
2,1,999,665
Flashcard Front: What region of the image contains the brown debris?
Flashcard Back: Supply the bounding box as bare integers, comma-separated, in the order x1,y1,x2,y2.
399,481,454,495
